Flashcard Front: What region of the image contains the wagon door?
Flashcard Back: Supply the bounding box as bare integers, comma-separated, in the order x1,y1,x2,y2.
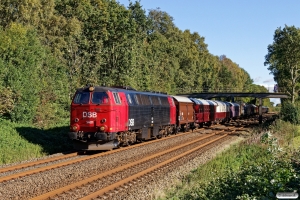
185,104,189,122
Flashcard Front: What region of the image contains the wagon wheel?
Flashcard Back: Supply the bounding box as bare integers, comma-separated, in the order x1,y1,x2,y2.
184,123,190,132
207,121,212,127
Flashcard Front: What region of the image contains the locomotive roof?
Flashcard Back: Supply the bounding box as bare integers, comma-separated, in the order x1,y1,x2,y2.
76,86,170,97
76,86,108,92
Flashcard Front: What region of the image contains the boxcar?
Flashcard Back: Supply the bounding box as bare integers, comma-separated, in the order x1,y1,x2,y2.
212,100,228,123
173,96,195,131
190,98,212,127
226,102,240,119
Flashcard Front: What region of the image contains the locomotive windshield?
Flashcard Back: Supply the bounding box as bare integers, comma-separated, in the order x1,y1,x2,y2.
73,92,90,104
92,92,109,104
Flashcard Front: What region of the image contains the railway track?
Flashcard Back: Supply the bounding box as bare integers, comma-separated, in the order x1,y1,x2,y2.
0,127,212,182
32,133,228,199
0,125,245,199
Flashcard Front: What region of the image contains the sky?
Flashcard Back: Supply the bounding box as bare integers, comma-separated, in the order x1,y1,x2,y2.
117,0,300,105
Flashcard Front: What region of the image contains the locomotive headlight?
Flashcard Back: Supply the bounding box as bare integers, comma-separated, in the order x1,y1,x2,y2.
101,118,106,123
74,118,79,122
89,86,95,92
99,125,107,132
70,124,79,131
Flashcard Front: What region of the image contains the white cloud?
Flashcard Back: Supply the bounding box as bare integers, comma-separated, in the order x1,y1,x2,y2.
263,78,274,83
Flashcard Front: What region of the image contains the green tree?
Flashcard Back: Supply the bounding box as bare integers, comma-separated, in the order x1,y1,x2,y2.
146,8,179,93
123,0,152,90
0,23,45,122
265,25,300,104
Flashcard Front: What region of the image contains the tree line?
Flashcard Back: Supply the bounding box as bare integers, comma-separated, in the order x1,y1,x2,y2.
0,0,269,127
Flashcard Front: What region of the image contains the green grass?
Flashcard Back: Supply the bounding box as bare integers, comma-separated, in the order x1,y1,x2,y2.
268,119,300,147
161,143,270,199
0,118,73,165
292,136,300,149
159,119,300,200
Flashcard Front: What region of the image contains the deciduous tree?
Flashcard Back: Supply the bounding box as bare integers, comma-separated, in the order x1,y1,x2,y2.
265,25,300,104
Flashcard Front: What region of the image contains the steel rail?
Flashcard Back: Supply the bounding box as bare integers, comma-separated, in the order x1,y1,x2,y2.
31,132,223,200
0,127,208,183
0,152,78,174
80,134,229,200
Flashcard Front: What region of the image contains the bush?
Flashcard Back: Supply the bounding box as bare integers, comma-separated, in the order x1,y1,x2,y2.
280,102,300,125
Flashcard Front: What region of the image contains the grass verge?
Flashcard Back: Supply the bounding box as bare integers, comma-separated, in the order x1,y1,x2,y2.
0,118,73,165
160,119,300,200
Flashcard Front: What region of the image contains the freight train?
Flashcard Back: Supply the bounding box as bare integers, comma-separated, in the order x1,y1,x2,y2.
68,85,267,150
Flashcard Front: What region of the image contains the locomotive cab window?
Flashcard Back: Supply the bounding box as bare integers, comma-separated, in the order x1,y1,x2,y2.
92,92,109,104
127,94,132,104
73,92,90,104
113,92,121,104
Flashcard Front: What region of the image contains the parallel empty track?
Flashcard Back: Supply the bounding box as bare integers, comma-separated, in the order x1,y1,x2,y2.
32,128,240,199
0,125,246,199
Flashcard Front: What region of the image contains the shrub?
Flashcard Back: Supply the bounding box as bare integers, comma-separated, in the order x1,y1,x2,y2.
280,102,300,125
269,119,300,146
162,131,300,200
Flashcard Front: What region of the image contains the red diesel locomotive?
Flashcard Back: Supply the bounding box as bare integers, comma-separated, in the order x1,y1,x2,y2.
69,85,177,150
